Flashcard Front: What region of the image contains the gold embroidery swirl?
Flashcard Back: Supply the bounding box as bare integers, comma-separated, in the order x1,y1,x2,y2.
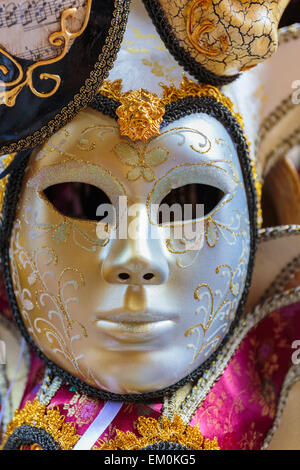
0,0,130,156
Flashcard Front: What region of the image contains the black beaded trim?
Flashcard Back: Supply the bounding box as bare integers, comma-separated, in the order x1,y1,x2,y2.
141,441,191,450
0,96,258,403
3,425,61,450
142,0,239,87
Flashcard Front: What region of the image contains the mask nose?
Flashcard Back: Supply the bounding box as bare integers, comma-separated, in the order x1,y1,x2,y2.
102,203,169,285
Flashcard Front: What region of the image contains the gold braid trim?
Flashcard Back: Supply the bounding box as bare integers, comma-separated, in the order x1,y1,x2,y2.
95,414,220,450
250,157,263,227
1,399,80,450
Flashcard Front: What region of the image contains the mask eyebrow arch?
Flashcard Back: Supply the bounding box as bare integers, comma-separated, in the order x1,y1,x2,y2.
27,159,126,197
27,159,127,216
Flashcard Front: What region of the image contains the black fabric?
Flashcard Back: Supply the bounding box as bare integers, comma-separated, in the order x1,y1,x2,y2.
0,98,258,403
0,0,130,156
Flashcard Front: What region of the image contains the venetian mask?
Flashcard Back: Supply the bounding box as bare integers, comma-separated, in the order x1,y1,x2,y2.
5,82,257,397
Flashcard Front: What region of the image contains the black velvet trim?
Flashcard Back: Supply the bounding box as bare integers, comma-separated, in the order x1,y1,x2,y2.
141,441,191,450
3,425,61,450
141,0,239,87
0,96,257,403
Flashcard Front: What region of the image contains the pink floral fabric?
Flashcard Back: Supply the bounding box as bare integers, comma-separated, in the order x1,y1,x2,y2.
191,303,300,449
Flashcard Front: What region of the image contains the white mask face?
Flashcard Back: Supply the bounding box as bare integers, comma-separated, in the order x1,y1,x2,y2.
10,107,250,394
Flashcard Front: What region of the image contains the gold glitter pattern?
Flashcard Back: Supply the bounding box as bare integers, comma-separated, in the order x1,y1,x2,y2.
95,414,220,450
1,399,80,450
114,141,169,181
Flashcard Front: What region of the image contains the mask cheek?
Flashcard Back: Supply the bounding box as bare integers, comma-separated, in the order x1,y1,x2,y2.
180,203,250,368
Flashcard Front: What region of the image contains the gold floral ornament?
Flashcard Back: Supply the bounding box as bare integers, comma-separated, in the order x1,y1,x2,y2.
114,142,169,182
99,75,244,142
95,414,220,450
99,77,262,224
0,0,92,107
117,89,165,143
0,399,80,450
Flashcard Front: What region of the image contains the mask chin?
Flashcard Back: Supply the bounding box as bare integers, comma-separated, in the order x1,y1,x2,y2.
0,96,258,401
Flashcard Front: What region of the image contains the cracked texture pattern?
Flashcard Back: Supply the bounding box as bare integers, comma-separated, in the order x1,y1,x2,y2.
158,0,290,76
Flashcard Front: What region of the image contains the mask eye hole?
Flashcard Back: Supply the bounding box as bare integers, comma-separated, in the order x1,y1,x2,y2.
158,183,225,225
43,182,112,222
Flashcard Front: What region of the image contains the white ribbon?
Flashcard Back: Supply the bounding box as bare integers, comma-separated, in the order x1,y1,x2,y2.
73,401,123,450
0,337,26,427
